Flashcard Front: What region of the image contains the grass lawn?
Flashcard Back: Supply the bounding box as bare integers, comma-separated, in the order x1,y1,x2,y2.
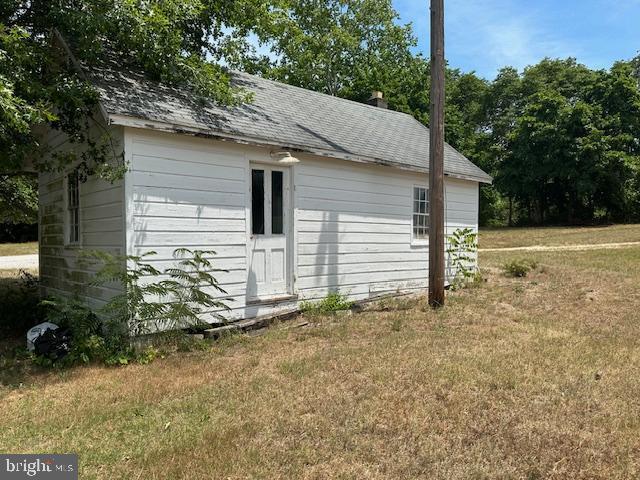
480,223,640,249
2,228,640,478
0,241,38,256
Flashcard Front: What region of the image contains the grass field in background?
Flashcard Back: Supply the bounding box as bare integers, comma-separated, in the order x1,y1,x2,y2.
479,223,640,249
0,242,38,257
1,228,640,479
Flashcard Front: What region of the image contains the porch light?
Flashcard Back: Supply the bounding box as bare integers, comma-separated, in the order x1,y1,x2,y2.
270,151,300,164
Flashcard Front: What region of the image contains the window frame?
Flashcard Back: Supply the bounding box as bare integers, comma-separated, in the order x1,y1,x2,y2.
65,171,81,247
411,185,429,246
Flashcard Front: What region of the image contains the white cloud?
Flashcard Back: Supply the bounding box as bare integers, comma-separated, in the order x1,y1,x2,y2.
395,0,580,78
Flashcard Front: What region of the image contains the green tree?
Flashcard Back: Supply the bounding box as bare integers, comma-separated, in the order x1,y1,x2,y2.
1,0,275,176
246,0,418,106
0,174,37,224
494,58,640,225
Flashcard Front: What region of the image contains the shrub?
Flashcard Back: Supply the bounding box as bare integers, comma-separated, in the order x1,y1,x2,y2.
86,248,231,336
446,228,479,290
37,297,171,367
38,296,129,366
136,346,160,365
32,248,231,368
300,292,353,314
503,259,539,278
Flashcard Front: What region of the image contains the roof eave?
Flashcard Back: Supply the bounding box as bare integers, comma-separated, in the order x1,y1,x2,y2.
107,113,492,184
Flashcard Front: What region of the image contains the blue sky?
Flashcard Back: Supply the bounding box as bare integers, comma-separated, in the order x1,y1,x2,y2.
393,0,640,79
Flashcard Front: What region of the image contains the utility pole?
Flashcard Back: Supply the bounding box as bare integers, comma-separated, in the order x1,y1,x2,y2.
429,0,445,307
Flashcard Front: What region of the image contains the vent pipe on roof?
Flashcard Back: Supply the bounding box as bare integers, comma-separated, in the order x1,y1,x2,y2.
366,91,388,109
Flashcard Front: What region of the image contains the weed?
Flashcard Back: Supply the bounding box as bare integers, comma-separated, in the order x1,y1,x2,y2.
39,297,119,366
502,258,539,277
390,317,403,332
176,334,210,353
300,292,353,314
86,248,231,335
136,346,160,365
213,331,248,352
447,228,479,289
376,296,417,311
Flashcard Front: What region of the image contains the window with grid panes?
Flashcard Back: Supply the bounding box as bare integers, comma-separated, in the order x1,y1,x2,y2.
412,186,429,240
67,172,80,244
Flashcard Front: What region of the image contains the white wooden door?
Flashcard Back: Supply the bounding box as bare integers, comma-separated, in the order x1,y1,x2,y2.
247,165,290,299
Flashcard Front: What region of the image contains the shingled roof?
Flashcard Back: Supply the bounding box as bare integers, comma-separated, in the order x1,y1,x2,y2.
91,66,492,183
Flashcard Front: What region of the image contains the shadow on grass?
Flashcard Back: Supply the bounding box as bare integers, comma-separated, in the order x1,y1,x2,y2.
0,273,48,388
0,337,46,388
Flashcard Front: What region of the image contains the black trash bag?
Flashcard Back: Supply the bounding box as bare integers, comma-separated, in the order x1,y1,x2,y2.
33,327,72,361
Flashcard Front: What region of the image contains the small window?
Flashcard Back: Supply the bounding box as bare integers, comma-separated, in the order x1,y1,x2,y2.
412,186,429,241
271,171,284,234
251,169,265,235
67,172,80,244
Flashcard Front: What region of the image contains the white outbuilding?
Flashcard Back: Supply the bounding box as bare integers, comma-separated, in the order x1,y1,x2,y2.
39,63,492,322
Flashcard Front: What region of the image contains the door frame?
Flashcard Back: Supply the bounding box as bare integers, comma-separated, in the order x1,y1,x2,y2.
245,161,295,301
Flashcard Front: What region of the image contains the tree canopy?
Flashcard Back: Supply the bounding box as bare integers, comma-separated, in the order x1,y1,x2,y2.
1,0,276,225
2,0,275,173
488,59,640,224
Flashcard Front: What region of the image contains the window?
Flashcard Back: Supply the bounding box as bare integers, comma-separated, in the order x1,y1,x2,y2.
67,172,80,244
271,171,283,234
251,169,265,235
412,186,429,241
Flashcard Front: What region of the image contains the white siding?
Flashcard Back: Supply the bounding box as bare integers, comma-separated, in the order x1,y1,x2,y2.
39,126,125,307
127,129,250,321
125,129,479,323
293,157,479,302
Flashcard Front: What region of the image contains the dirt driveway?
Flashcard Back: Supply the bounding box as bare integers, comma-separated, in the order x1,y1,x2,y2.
0,254,39,270
480,241,640,252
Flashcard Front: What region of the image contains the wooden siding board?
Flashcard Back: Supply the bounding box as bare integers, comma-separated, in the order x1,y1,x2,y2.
294,158,478,302
128,128,250,316
38,125,125,307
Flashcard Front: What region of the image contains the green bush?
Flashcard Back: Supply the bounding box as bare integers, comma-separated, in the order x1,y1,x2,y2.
39,296,131,366
300,292,354,314
502,259,539,278
31,248,232,368
86,248,231,336
37,297,172,367
446,228,479,290
136,346,160,365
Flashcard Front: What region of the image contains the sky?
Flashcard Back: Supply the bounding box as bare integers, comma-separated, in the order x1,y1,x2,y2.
393,0,640,79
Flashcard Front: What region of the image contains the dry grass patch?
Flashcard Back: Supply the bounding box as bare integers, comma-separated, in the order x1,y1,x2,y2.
0,242,38,256
479,223,640,249
1,244,640,478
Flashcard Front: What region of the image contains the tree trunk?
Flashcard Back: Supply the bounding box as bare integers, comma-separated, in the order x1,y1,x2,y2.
508,197,513,227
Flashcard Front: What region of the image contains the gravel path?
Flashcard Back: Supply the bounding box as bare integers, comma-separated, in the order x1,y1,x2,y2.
480,241,640,253
0,254,39,270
